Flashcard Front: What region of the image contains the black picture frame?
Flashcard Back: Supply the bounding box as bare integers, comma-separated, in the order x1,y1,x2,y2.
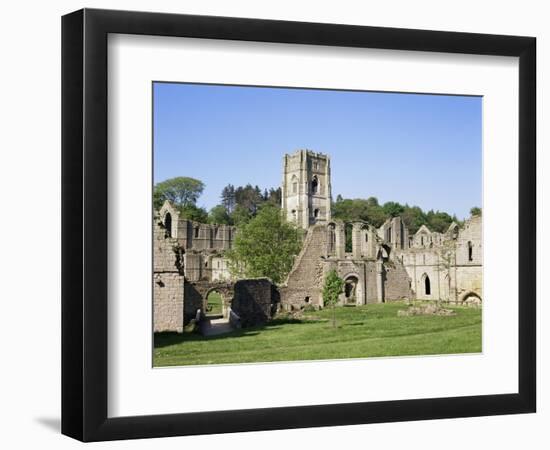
61,8,536,442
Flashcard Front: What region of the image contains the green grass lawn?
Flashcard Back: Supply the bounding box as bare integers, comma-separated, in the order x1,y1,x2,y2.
205,291,223,316
154,302,482,367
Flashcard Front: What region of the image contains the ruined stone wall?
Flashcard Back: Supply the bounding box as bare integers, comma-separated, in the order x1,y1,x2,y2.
456,215,482,266
280,224,327,308
334,260,367,305
176,220,234,252
455,266,483,303
232,279,278,327
383,260,412,301
153,220,184,332
397,215,482,303
183,281,235,324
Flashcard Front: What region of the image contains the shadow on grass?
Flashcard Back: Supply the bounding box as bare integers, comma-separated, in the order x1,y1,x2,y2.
154,316,324,348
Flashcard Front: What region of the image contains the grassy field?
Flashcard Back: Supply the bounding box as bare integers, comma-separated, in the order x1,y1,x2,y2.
153,302,482,367
205,291,223,316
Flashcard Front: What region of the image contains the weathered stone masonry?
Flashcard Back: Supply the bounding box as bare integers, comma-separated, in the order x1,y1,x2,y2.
153,148,482,333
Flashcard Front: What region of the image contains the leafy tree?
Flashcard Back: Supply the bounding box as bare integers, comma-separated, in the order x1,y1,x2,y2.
231,204,253,226
366,196,379,207
225,205,302,284
322,270,344,328
382,201,405,218
336,194,344,203
266,187,282,206
470,206,482,217
400,205,427,234
332,198,369,222
208,205,232,225
221,184,236,213
235,184,264,214
332,198,386,227
178,204,208,223
426,210,454,233
154,177,205,208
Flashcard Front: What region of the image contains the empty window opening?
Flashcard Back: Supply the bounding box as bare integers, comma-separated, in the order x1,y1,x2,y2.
424,275,431,296
344,223,353,253
194,227,199,238
314,208,320,218
468,241,473,261
164,212,172,238
311,176,319,194
205,290,223,316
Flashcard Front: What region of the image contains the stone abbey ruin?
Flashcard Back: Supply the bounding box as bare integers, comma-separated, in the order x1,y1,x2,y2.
154,149,482,333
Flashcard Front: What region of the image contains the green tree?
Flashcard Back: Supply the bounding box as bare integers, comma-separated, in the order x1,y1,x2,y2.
235,184,264,214
154,177,205,208
426,210,454,233
322,270,344,328
208,205,232,225
470,206,482,217
231,204,253,226
331,198,386,227
220,184,236,213
382,201,405,218
401,205,427,234
179,204,208,223
226,205,302,284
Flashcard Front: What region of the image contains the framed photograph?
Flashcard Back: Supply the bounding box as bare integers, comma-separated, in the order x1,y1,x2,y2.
62,8,536,442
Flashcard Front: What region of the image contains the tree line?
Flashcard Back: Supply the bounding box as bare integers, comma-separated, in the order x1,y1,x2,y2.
332,195,480,234
153,176,281,225
154,176,480,234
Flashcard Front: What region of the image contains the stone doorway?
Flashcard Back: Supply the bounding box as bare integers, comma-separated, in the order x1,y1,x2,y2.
205,289,226,318
344,275,359,305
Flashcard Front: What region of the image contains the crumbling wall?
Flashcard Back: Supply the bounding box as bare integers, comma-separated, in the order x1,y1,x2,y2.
232,279,278,327
383,260,412,301
280,224,326,308
153,219,184,332
183,281,234,324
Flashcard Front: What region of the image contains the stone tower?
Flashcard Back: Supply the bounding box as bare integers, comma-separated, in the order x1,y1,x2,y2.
281,149,332,229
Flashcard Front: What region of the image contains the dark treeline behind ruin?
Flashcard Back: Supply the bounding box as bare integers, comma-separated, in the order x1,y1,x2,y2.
154,177,478,233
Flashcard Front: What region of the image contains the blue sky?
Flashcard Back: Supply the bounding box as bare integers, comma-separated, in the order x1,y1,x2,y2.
153,82,481,220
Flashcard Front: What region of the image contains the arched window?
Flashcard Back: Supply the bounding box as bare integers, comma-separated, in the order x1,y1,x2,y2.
424,275,431,296
344,223,353,253
291,175,298,194
314,208,320,218
311,176,319,194
164,212,172,238
468,241,473,261
420,236,424,246
291,209,297,222
365,233,368,242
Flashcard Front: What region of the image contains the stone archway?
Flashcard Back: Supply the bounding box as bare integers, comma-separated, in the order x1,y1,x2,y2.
205,289,225,317
460,291,482,307
342,274,363,305
184,281,235,323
